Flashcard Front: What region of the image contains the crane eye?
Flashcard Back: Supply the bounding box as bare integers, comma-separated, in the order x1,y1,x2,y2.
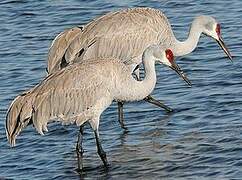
165,49,174,63
216,24,221,37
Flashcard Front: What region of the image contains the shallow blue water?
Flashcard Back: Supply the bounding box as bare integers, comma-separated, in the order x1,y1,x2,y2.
0,0,242,179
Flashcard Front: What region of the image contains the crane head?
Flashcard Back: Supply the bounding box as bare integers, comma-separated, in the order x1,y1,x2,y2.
199,16,233,61
163,49,192,87
214,24,233,61
145,45,191,86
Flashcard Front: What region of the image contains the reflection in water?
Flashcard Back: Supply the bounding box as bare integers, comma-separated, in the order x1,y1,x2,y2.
119,112,173,147
75,164,111,180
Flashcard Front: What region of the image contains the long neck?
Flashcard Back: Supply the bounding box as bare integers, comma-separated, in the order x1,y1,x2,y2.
139,54,157,98
172,19,203,56
115,52,157,102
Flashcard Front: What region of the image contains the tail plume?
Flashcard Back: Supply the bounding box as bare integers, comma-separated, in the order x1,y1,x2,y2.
6,91,33,147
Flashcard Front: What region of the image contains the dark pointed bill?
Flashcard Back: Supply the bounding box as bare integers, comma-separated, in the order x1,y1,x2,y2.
170,62,192,87
217,36,233,61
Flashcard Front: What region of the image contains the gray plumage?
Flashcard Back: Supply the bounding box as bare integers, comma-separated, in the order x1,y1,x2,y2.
6,7,232,147
47,26,83,74
6,59,125,146
44,7,231,130
64,7,174,71
52,7,231,75
6,45,189,147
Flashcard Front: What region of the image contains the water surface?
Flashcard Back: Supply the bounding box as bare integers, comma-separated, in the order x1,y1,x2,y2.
0,0,242,179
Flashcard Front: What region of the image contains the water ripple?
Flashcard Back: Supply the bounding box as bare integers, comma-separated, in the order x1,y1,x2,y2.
0,0,242,179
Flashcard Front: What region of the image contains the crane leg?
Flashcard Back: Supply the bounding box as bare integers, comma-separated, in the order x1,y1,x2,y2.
118,101,128,130
94,129,108,167
144,95,173,112
76,125,84,170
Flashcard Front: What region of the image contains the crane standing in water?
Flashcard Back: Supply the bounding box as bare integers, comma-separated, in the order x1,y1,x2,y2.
6,46,191,168
46,8,232,129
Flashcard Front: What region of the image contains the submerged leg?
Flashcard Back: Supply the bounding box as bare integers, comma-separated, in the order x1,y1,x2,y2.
116,65,139,130
76,125,84,170
144,95,173,112
94,129,108,167
118,101,127,130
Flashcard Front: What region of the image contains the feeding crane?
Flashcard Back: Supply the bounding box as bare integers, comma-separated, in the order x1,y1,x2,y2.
47,7,232,129
6,46,190,168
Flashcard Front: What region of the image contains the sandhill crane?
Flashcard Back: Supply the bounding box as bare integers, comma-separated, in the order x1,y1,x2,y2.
6,45,190,169
46,7,232,129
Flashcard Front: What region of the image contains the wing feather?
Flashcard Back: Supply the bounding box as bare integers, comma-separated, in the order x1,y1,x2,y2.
63,8,175,66
29,61,116,133
47,27,83,74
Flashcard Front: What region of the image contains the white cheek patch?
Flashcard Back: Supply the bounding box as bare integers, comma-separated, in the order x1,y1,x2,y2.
205,23,219,40
208,24,220,40
162,57,172,67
